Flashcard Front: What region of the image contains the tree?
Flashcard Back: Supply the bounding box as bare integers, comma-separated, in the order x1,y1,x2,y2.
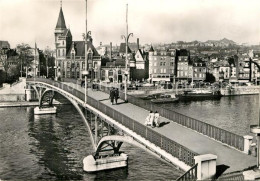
205,72,216,83
16,43,33,77
0,70,6,86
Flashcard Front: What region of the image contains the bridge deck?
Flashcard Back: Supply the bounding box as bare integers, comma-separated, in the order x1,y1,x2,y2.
65,83,255,174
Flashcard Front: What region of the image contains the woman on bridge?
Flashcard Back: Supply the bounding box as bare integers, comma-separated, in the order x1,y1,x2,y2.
145,111,155,127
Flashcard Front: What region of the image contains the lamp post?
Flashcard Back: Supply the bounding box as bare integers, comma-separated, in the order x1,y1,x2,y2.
121,4,133,102
250,59,260,168
81,0,89,104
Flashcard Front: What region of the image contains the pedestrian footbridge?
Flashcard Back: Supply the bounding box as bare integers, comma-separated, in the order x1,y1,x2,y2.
26,78,256,180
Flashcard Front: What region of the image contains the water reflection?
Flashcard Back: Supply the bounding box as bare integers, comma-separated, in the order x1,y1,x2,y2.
28,112,82,180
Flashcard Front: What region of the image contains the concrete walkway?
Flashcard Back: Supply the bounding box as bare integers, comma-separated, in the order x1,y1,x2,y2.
65,82,256,174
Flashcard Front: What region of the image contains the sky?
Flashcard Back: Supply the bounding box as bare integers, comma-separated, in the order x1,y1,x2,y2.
1,0,260,50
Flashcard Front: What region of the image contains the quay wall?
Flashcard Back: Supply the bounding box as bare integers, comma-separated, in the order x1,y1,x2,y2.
221,86,260,96
0,94,25,101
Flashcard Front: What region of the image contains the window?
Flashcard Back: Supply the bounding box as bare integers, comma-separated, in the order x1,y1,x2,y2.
154,62,157,66
88,53,92,60
154,69,157,73
67,62,71,68
58,49,60,57
170,62,174,66
161,68,163,73
108,70,113,76
77,71,80,78
163,62,166,66
160,62,163,66
63,49,65,56
63,41,64,45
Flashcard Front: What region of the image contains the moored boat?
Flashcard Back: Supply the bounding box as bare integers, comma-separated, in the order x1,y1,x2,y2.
178,89,222,100
138,93,161,100
151,94,179,104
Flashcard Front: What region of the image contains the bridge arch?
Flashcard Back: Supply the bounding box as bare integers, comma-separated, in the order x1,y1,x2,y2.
39,89,56,108
95,135,154,157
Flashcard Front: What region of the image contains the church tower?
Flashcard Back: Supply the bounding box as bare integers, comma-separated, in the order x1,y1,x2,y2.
54,2,72,78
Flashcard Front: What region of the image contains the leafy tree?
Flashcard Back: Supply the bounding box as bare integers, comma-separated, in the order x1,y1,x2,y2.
0,70,6,86
16,43,33,77
205,72,216,83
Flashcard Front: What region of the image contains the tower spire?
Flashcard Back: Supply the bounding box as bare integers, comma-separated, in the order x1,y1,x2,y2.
60,0,62,8
55,2,67,29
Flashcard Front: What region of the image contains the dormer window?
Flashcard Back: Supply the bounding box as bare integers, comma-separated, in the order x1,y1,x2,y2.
71,52,75,60
88,53,92,60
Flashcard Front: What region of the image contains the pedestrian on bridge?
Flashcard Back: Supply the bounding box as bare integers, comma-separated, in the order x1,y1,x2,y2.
109,87,115,105
145,111,155,127
154,111,160,127
114,88,119,104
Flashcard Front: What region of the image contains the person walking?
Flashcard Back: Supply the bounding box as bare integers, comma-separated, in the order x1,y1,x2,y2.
114,88,119,104
109,87,115,105
154,111,160,127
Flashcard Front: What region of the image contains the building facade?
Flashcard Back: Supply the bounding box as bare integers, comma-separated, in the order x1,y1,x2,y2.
148,46,176,83
54,6,101,80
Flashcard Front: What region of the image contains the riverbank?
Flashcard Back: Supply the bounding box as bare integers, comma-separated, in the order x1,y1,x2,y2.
0,101,69,108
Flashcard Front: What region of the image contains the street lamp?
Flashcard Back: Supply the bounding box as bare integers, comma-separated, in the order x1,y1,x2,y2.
121,3,133,102
82,0,89,104
250,59,260,168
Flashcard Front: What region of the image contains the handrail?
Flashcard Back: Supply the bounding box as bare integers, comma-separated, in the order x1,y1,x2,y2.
26,78,198,166
176,163,198,181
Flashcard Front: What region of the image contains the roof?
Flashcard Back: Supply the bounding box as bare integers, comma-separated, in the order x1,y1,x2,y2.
56,7,66,29
177,49,189,56
0,41,10,49
105,58,125,67
119,43,132,53
62,29,71,36
68,41,100,57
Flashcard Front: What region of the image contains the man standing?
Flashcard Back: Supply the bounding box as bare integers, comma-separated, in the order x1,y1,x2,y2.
109,87,115,105
114,88,119,105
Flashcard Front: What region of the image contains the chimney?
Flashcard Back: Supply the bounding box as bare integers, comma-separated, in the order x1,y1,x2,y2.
137,38,139,50
110,42,112,61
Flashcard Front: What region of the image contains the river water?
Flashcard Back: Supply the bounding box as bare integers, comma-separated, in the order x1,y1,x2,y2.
0,105,182,180
159,95,259,136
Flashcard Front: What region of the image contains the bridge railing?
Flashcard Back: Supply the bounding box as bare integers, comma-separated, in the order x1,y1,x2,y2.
176,163,198,181
99,84,244,151
27,78,198,166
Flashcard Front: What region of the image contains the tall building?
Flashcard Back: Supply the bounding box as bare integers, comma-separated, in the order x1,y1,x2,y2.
54,4,101,80
176,49,192,82
148,46,176,83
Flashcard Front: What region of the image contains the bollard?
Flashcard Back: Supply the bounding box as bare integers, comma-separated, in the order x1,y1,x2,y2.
194,154,217,180
251,143,257,157
244,135,253,154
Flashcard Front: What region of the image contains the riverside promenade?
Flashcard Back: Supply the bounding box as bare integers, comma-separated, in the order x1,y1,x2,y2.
64,82,255,174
